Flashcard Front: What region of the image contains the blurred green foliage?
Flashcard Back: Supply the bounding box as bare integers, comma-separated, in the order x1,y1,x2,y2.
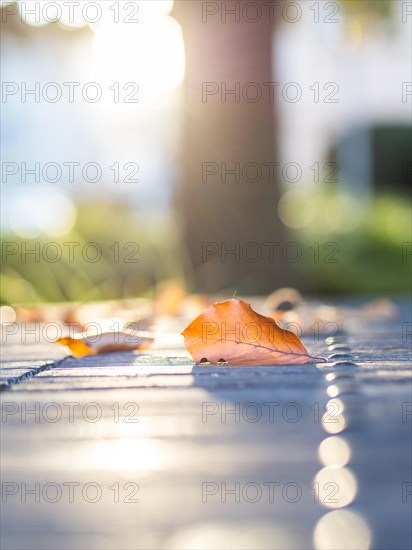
1,201,188,304
1,189,410,304
292,189,411,295
340,0,393,21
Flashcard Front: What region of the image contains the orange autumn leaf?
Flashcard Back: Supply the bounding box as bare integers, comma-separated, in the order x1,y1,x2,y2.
57,330,154,357
154,282,186,316
182,298,322,366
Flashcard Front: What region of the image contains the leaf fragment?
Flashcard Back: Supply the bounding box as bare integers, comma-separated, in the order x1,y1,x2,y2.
57,330,154,357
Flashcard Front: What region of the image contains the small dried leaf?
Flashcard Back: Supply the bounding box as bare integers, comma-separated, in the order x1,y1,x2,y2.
265,287,302,312
182,298,322,366
155,283,186,316
57,330,154,357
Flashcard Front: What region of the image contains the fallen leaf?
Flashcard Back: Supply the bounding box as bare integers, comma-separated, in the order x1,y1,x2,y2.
63,310,85,331
182,298,323,366
360,298,398,320
57,330,155,357
154,282,186,316
265,287,302,312
16,307,45,323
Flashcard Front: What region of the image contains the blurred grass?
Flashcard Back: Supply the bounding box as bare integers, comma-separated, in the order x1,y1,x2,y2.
1,191,410,304
291,189,411,294
1,201,189,304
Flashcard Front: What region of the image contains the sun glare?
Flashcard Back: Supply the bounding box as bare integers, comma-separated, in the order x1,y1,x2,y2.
15,0,184,100
91,15,185,101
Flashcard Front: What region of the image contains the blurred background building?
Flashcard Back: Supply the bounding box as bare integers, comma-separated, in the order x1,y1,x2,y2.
1,0,411,305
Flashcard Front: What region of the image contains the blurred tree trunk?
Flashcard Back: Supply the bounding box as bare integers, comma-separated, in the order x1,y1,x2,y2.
173,1,297,294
